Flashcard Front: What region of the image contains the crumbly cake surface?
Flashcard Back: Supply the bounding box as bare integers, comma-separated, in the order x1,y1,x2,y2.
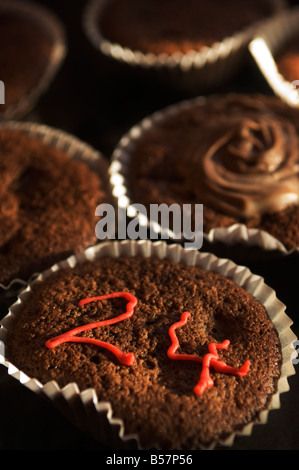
5,255,282,449
0,129,108,285
127,94,299,249
100,0,282,54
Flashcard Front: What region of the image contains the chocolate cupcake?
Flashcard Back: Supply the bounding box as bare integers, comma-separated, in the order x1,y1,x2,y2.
0,0,66,120
99,0,282,55
0,240,295,450
276,39,299,84
250,7,299,108
110,93,299,253
0,122,110,288
84,0,285,92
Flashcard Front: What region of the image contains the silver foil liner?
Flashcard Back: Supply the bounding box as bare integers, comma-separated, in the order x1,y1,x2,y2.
0,239,296,450
83,0,285,93
0,0,67,120
0,120,108,292
249,7,299,108
109,96,299,255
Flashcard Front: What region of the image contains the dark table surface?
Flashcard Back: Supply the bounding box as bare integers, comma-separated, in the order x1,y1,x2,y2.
0,0,299,451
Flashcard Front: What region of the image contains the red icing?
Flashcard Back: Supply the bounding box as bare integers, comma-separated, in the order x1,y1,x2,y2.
46,292,250,395
167,311,250,395
45,292,137,366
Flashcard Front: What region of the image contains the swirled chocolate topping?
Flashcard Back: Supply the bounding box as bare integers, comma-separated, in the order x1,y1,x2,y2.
179,107,299,218
129,95,299,220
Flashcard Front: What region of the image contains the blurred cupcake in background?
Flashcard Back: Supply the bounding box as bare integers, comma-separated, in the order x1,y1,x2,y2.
0,0,66,120
250,7,299,108
84,0,286,92
0,122,111,292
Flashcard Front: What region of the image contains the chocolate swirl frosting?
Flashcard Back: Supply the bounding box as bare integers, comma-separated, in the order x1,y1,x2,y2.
176,96,299,218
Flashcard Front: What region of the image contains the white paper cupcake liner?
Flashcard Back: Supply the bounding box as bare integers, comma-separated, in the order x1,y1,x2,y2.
249,7,299,108
0,0,67,121
83,0,285,93
0,120,109,293
109,95,299,256
0,239,296,450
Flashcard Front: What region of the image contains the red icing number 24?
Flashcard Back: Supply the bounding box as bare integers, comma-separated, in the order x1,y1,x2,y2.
45,292,137,366
45,292,250,395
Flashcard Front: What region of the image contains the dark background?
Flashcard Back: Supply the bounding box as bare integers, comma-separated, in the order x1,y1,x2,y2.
0,0,299,451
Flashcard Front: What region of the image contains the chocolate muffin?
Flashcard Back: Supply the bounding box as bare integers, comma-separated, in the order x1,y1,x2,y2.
99,0,284,55
4,253,282,449
276,34,299,84
0,12,52,112
124,94,299,250
0,128,109,286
